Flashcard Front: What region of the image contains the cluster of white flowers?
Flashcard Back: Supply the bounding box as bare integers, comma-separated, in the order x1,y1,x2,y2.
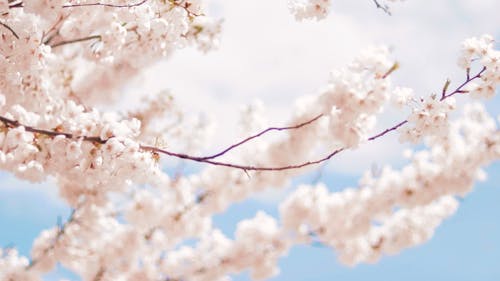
321,46,394,147
162,212,289,281
288,0,332,21
458,35,500,99
0,248,38,281
399,34,500,144
399,95,456,143
0,0,499,280
1,0,222,105
280,103,499,265
185,16,223,53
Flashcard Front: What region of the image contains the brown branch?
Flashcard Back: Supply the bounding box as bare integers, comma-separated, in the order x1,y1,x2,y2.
372,0,391,15
0,67,485,172
0,113,334,172
368,120,408,141
42,14,69,45
197,113,323,160
7,0,22,8
93,267,106,281
369,67,485,142
0,20,19,39
170,0,203,18
8,0,148,9
141,144,345,171
382,62,399,79
50,35,102,48
0,116,106,144
62,0,148,8
440,66,486,101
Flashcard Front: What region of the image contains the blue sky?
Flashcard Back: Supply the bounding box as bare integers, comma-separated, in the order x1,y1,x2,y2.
1,0,500,280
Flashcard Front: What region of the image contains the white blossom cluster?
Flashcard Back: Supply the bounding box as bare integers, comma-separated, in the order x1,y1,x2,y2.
162,212,289,281
288,0,332,21
0,0,499,280
280,103,500,265
288,0,406,20
459,35,500,99
399,35,500,144
0,0,222,104
321,46,394,147
399,95,456,143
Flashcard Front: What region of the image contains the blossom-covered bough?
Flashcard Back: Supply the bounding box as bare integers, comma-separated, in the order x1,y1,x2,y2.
0,0,499,280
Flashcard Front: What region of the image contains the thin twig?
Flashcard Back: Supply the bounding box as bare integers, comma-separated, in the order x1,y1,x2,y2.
440,66,486,101
0,20,19,39
171,0,203,17
50,35,102,48
62,0,148,8
141,145,345,171
370,67,486,142
372,0,391,15
8,0,148,9
198,114,323,160
42,14,69,45
368,120,408,141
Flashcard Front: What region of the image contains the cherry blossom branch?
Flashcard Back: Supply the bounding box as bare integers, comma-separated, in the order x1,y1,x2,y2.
372,0,391,15
170,0,203,17
0,116,106,144
60,0,201,19
8,0,149,9
50,35,102,48
62,0,148,8
197,113,323,160
0,20,19,39
440,66,486,100
0,113,332,171
0,67,486,172
368,120,408,141
370,66,486,142
42,14,69,45
141,144,345,171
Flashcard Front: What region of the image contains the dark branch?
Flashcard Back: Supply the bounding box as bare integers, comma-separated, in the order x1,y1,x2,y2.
0,20,19,39
141,144,345,171
372,0,392,15
440,67,486,101
370,67,486,142
198,113,323,160
7,0,22,8
0,68,485,172
0,116,106,144
50,35,102,48
170,0,203,17
368,120,408,141
62,0,148,8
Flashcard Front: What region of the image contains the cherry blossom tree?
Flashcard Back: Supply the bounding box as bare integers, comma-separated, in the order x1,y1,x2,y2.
0,0,499,280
